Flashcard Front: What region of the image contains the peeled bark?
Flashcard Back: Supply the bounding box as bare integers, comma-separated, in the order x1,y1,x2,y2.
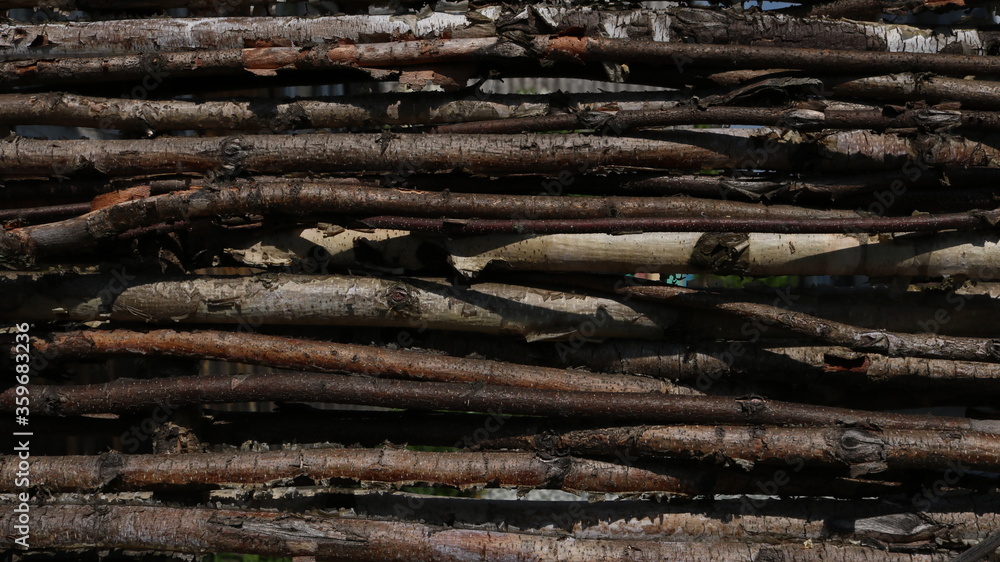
0,274,673,341
233,227,1000,279
621,285,1000,364
2,371,992,431
0,504,959,561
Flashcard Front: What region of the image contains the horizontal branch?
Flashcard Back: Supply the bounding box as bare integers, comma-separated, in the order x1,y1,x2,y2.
475,423,1000,475
620,285,1000,363
2,129,998,180
433,105,1000,134
0,504,961,560
0,178,885,263
359,210,999,235
5,36,1000,87
0,448,720,494
32,329,675,394
2,8,994,60
1,274,673,341
0,371,990,431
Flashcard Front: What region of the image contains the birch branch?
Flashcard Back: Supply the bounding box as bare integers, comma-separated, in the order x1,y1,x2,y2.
0,371,988,431
232,227,1000,279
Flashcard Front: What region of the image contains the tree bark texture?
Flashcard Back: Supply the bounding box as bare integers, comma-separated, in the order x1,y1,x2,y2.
6,36,1000,88
2,371,993,431
2,129,998,179
0,274,674,341
2,8,995,60
0,504,962,561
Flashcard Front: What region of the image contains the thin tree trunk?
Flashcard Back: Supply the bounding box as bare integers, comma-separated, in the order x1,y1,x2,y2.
0,91,692,131
2,130,998,180
619,285,1000,363
0,448,723,494
1,371,992,431
32,329,678,395
433,104,1000,134
1,274,674,341
0,504,957,561
475,423,1000,475
6,37,1000,87
359,211,998,235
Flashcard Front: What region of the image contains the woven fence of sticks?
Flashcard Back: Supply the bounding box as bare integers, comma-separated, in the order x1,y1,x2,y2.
1,0,1000,560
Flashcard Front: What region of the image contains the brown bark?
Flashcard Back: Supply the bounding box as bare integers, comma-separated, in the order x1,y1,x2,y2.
0,178,896,264
359,211,999,235
0,504,959,560
0,90,690,132
433,105,1000,134
619,285,1000,364
476,423,1000,475
33,329,677,395
6,37,1000,88
1,371,991,431
2,130,998,181
0,448,723,494
3,8,994,59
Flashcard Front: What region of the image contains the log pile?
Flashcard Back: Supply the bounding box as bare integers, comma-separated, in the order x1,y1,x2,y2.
1,0,999,560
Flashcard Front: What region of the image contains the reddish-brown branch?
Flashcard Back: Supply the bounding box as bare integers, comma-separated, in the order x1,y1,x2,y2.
360,211,1000,235
0,371,990,431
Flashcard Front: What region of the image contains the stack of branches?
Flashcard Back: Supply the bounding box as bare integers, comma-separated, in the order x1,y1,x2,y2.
2,0,1000,560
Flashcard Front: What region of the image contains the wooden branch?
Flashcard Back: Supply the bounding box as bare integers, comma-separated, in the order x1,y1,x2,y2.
2,129,999,180
475,423,1000,475
620,285,1000,363
32,329,676,394
433,105,1000,134
0,504,961,560
0,448,721,494
1,178,895,264
2,274,674,341
0,371,990,431
2,8,993,59
359,210,1000,235
6,36,1000,87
